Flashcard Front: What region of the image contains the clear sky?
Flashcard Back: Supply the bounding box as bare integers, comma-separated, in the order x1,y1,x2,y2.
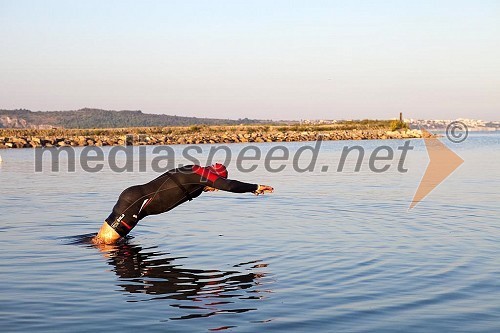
1,0,499,120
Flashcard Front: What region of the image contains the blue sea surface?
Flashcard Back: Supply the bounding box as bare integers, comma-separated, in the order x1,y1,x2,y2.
0,132,499,332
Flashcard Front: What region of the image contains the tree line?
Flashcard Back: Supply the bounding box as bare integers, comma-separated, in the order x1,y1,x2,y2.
0,108,265,129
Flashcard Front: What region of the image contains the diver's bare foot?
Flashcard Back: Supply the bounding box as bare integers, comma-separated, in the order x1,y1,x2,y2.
93,222,121,244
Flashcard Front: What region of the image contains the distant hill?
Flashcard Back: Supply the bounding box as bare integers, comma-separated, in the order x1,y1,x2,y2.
0,108,266,129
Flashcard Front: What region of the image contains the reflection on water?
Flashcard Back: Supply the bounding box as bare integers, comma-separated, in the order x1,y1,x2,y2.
73,234,271,322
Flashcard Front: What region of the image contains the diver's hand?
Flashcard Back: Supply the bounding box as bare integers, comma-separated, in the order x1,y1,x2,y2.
254,185,274,195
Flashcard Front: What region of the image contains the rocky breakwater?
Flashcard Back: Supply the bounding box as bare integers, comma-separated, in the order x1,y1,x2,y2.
0,128,427,149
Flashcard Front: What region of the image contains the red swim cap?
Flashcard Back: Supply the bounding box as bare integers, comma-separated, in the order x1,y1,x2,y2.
208,163,228,178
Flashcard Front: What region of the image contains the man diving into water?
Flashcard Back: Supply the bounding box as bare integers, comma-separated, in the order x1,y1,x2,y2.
93,163,274,244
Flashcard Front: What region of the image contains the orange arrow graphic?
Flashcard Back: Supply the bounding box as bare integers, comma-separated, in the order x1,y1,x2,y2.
409,128,464,209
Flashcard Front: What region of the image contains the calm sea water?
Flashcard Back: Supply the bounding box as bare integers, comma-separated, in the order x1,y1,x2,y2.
1,133,499,332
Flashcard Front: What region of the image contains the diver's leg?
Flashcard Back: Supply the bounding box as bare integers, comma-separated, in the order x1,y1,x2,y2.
94,186,143,244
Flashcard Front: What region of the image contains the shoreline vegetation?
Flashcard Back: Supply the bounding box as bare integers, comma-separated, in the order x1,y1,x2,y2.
0,120,428,149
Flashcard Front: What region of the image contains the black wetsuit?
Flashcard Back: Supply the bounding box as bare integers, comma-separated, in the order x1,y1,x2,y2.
105,165,258,236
